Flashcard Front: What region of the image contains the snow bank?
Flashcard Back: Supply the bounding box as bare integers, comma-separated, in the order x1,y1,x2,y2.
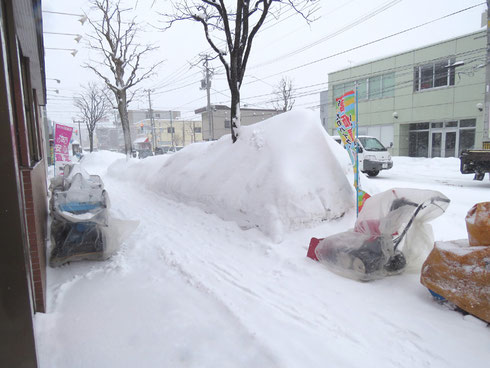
108,110,355,241
80,150,125,176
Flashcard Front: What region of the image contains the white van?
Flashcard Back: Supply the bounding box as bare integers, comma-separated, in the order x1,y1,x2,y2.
333,135,393,177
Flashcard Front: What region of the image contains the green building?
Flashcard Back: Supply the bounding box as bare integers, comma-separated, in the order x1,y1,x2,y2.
325,30,486,157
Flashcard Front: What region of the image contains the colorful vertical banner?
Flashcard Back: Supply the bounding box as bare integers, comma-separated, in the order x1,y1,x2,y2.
54,124,73,175
335,90,357,163
335,90,370,214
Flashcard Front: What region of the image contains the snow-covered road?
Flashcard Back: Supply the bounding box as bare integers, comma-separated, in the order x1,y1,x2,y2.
35,154,490,368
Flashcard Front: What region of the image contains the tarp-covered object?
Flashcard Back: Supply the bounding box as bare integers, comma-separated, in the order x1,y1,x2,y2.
420,239,490,323
314,188,450,281
355,188,450,270
49,164,134,267
466,202,490,246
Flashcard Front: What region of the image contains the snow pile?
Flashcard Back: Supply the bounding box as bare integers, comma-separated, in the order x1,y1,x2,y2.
108,110,355,241
35,153,490,368
80,150,125,176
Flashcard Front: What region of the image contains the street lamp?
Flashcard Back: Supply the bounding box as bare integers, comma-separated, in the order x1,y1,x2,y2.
42,10,88,25
47,78,61,84
45,48,78,57
44,31,83,43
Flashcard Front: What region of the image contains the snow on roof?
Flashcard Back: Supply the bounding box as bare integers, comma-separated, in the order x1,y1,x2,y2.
134,136,149,143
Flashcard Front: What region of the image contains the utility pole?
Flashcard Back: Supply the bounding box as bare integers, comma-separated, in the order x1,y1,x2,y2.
74,119,83,150
182,120,185,146
201,54,214,141
145,89,156,151
484,1,490,144
170,110,175,151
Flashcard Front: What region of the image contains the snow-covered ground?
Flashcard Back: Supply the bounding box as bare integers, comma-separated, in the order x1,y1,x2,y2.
35,112,489,368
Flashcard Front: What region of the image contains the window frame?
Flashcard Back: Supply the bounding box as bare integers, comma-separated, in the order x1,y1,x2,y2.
332,72,395,103
414,58,455,92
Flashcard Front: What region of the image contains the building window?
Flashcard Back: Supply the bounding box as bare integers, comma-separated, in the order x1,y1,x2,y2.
408,119,475,158
460,119,476,127
145,113,150,118
459,119,476,153
194,127,202,133
357,79,367,100
369,76,382,99
414,58,456,91
382,73,395,98
20,56,41,163
332,72,395,103
224,119,231,128
459,129,475,152
167,127,175,133
155,113,160,118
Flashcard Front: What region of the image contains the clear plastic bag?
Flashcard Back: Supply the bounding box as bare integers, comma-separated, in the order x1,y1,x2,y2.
315,188,450,281
49,164,136,267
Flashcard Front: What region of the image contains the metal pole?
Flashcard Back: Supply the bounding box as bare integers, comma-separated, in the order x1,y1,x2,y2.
484,1,490,144
355,82,360,217
205,56,213,140
182,120,185,146
146,89,156,151
78,120,82,150
170,111,175,151
193,121,196,143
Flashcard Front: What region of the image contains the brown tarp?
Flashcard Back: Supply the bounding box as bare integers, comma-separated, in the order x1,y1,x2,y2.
420,239,490,323
466,202,490,247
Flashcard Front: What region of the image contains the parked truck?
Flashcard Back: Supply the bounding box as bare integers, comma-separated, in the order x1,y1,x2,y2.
460,141,490,180
333,135,393,177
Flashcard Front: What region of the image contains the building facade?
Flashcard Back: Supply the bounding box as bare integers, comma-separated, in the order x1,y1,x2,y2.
127,109,180,126
325,31,486,157
195,105,282,141
0,0,49,366
137,118,203,149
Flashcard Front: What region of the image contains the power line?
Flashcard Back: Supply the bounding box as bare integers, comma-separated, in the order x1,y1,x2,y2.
265,2,486,78
178,3,485,111
250,0,403,70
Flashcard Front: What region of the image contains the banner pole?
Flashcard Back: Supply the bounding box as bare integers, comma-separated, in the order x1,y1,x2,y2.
53,124,57,176
355,82,360,217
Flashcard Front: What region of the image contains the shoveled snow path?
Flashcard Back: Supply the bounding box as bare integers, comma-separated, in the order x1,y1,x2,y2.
101,175,489,368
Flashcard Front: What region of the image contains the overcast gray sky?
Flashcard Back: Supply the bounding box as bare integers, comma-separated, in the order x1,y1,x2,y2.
43,0,486,124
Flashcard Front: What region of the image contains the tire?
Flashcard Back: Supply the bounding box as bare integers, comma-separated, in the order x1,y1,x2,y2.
367,170,379,177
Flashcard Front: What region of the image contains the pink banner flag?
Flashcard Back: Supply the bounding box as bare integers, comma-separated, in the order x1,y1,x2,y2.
54,124,73,170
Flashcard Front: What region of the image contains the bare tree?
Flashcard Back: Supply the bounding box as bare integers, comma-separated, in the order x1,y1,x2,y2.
173,132,183,147
74,83,110,152
273,76,295,111
165,0,316,143
85,0,162,156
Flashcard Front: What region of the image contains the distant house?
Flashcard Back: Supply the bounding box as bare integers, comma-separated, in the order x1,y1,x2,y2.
0,0,48,365
137,118,203,149
127,109,181,126
324,30,486,157
194,105,282,141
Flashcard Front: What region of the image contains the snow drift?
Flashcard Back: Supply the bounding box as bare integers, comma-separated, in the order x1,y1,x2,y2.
108,109,355,241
